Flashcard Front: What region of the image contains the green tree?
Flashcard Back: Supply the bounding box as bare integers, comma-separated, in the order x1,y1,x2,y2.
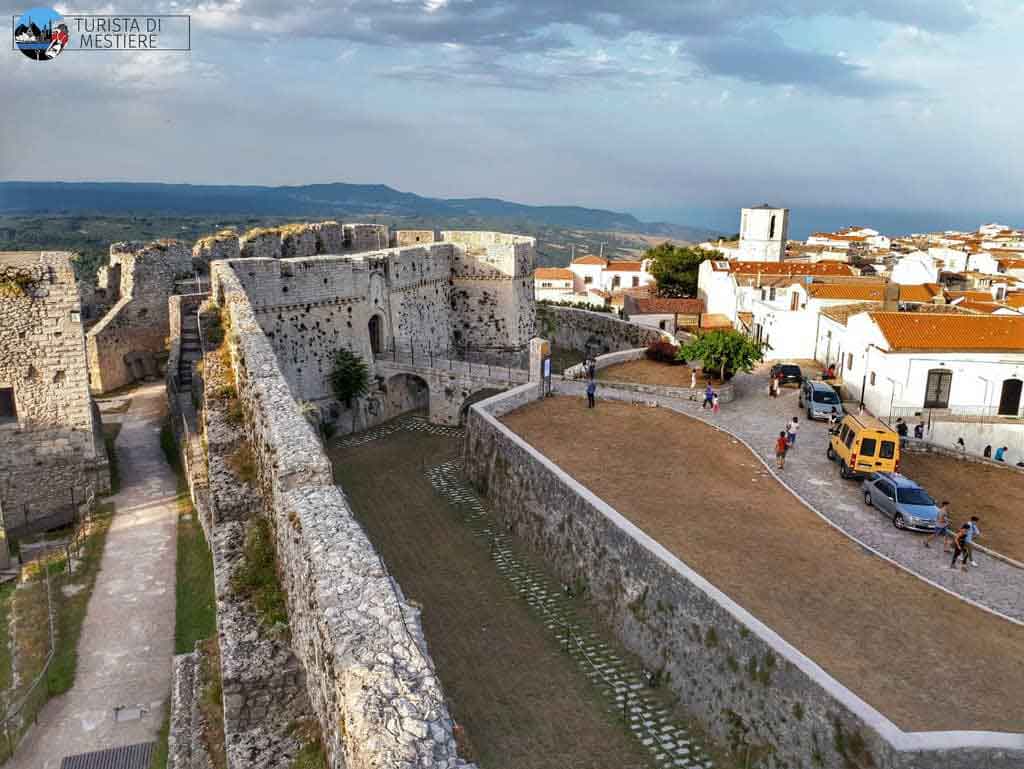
329,349,370,431
645,243,715,297
678,330,764,382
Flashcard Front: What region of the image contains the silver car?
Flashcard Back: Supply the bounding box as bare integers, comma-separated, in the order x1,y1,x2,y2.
861,472,941,531
799,379,844,421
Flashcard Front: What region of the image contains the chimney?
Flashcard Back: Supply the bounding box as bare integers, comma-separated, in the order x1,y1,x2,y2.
883,280,900,311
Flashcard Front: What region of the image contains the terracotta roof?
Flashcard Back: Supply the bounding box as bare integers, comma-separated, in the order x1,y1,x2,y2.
947,290,995,302
572,255,607,266
604,260,644,272
998,258,1024,269
820,302,882,325
627,297,705,315
534,268,574,280
808,283,886,301
955,299,1012,314
1004,293,1024,309
714,261,855,276
898,283,944,303
869,312,1024,352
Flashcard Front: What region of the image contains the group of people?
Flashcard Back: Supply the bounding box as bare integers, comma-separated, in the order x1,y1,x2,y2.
924,502,982,571
982,444,1012,462
894,418,925,442
774,416,800,469
700,382,720,414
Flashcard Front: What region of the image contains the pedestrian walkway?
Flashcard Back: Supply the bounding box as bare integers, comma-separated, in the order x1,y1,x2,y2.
674,367,1024,622
11,383,178,769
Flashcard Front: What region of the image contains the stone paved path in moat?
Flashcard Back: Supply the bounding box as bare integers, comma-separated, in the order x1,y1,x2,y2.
427,459,715,769
587,366,1024,624
12,383,177,769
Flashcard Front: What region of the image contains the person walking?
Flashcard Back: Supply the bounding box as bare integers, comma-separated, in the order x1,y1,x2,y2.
690,369,698,391
586,379,597,409
775,431,789,469
964,516,981,567
951,524,971,571
702,383,714,409
914,422,924,440
828,407,841,434
924,500,952,551
711,392,720,415
787,416,799,448
768,375,778,398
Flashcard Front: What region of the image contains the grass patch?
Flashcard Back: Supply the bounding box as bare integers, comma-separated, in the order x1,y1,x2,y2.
231,517,288,634
160,419,181,474
198,637,227,769
0,583,15,691
104,422,122,495
149,706,170,769
175,491,216,654
46,504,114,695
226,443,257,485
288,719,327,769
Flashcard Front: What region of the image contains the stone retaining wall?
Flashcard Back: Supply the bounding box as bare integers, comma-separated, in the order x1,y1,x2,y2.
463,383,1024,769
216,264,474,769
563,348,736,403
537,305,672,354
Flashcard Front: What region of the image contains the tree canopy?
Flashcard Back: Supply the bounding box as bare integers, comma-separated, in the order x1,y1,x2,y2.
329,348,369,408
645,243,713,297
678,329,764,381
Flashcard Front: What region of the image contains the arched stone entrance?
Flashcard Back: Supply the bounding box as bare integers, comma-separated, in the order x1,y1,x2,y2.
368,314,384,355
998,378,1022,416
458,388,504,425
384,372,429,418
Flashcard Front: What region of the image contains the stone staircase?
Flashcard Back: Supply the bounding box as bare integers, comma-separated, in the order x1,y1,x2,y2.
178,301,202,392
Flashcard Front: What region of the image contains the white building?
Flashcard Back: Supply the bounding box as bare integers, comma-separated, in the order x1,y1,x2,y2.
738,205,789,262
623,296,705,335
533,268,575,303
890,251,939,284
843,312,1024,456
567,256,655,294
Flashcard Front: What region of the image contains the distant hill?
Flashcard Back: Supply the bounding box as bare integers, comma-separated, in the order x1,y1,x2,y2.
0,181,716,241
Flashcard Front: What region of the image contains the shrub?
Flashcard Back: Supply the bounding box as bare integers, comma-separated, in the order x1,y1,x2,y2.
645,340,682,365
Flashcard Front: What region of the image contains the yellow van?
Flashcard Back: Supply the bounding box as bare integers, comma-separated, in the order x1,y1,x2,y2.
827,413,900,479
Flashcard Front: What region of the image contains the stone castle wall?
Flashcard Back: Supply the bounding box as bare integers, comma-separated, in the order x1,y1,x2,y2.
86,240,192,393
444,231,536,349
537,304,669,354
236,222,389,262
0,251,109,537
394,229,436,246
464,383,1024,769
213,267,474,769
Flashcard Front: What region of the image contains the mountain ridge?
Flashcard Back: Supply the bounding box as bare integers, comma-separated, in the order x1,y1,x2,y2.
0,181,716,241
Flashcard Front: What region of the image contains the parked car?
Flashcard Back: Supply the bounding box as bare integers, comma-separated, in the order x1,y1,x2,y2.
827,413,900,479
861,472,941,531
769,363,803,386
799,380,844,421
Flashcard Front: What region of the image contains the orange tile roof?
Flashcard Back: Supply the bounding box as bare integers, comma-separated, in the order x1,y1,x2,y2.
808,283,885,300
534,267,574,280
955,300,1010,314
947,290,995,302
869,312,1024,352
998,258,1024,269
700,313,734,329
572,255,607,266
715,261,855,276
628,297,705,315
898,283,944,302
604,260,645,272
1005,293,1024,308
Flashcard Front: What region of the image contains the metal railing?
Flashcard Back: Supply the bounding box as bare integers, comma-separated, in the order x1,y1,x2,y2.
889,404,1023,426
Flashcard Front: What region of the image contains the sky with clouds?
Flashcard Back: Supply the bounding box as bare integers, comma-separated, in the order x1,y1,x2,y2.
1,0,1022,222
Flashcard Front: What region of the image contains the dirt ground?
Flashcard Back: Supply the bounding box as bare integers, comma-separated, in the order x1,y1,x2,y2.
501,397,1024,733
329,427,652,769
598,359,720,387
899,453,1024,564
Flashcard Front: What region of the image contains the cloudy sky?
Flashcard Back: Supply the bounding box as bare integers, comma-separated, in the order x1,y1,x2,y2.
2,1,1022,221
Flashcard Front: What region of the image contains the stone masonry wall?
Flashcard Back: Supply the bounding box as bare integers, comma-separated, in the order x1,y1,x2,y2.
0,251,110,537
85,240,192,393
215,264,474,769
445,231,536,349
537,304,670,354
393,229,435,246
464,384,1024,769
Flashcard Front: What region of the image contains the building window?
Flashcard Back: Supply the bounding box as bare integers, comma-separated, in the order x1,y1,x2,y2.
924,369,953,409
769,287,777,301
0,388,16,422
584,276,593,285
659,320,667,330
790,292,800,311
612,276,621,288
769,215,777,239
870,372,876,386
541,282,552,288
847,353,853,370
632,277,640,287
